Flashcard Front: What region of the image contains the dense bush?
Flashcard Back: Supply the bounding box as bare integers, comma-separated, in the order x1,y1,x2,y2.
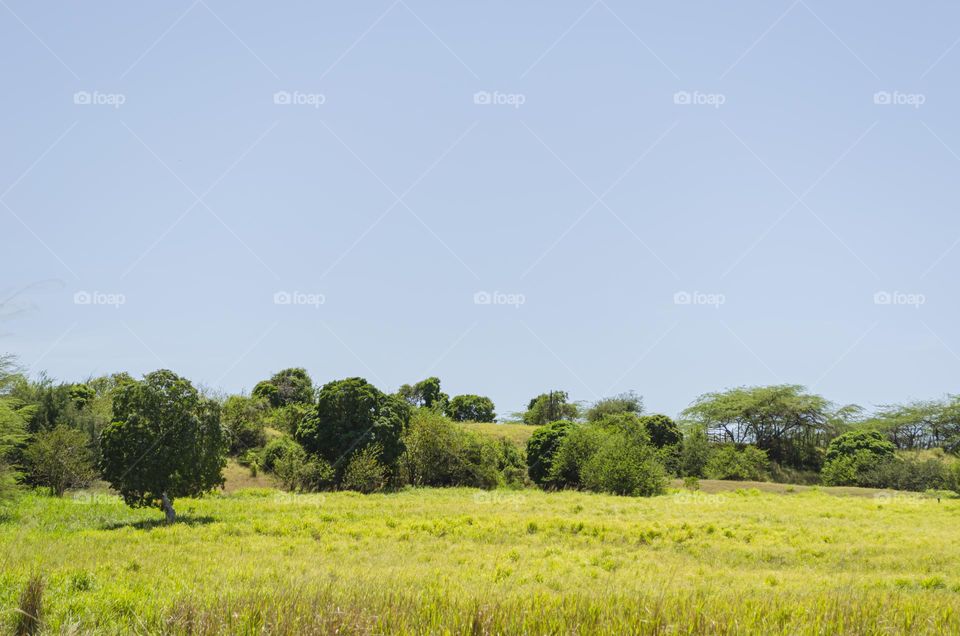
341,445,387,493
260,436,303,472
542,417,667,496
400,410,504,488
525,420,574,486
23,425,95,496
272,443,334,492
704,445,770,481
580,430,667,496
547,424,605,488
679,426,712,477
221,395,268,455
823,450,956,491
824,429,895,463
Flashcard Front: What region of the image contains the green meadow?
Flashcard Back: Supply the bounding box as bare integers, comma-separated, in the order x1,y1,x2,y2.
3,484,958,635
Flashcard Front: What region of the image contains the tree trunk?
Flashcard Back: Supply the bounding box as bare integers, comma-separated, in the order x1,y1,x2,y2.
160,493,176,524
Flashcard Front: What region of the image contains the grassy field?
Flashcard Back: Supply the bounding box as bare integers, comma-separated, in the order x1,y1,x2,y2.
3,484,959,635
457,420,535,447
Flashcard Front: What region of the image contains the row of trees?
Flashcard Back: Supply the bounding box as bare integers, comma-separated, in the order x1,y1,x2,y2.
2,353,958,522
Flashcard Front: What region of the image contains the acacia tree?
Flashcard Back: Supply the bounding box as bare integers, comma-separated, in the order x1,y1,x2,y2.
100,370,226,523
681,385,847,470
867,398,960,451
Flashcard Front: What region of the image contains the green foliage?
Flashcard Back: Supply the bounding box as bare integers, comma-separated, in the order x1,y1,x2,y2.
24,425,95,496
445,394,496,423
0,354,31,501
272,442,334,492
822,449,955,491
253,368,314,408
639,414,682,448
99,370,226,521
398,377,449,410
586,392,643,422
679,426,712,477
260,436,302,472
525,420,574,486
547,424,605,489
682,385,840,470
400,410,504,488
824,429,895,463
523,391,578,425
704,445,770,481
220,395,268,454
866,397,960,451
341,444,386,493
296,378,410,477
580,430,667,496
268,402,311,436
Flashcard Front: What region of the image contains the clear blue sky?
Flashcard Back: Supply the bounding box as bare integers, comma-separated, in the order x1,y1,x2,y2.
3,1,959,419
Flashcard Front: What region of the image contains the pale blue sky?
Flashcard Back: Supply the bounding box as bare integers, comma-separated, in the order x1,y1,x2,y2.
3,1,959,419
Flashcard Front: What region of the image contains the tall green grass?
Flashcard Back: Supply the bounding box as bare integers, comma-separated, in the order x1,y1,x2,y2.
2,487,958,634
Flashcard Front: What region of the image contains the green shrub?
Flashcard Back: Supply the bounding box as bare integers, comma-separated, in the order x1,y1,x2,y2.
825,429,895,463
547,425,605,489
400,410,503,488
679,426,711,477
525,420,574,486
260,437,302,472
704,445,770,481
341,445,386,493
23,425,95,496
580,431,667,496
221,395,268,455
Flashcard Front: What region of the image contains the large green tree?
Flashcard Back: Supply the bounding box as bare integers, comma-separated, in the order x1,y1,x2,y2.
99,370,226,523
445,394,496,423
296,377,410,476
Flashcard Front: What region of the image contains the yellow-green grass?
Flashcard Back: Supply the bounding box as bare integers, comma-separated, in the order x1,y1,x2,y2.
457,420,535,447
2,486,959,634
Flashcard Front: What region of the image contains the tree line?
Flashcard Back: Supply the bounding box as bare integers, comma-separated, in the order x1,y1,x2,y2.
1,352,958,522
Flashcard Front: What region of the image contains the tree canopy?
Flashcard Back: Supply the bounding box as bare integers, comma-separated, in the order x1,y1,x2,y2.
99,370,226,522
